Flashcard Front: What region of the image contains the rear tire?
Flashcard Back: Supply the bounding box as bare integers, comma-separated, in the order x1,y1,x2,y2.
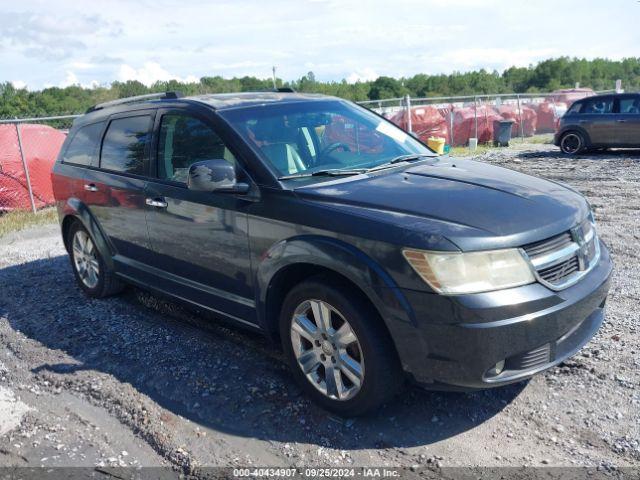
559,131,585,155
67,222,124,298
279,276,403,416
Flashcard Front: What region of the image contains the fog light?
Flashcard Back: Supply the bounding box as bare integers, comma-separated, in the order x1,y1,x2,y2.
489,360,505,376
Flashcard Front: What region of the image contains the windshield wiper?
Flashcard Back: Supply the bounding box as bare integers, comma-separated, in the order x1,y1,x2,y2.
278,169,367,180
367,154,434,172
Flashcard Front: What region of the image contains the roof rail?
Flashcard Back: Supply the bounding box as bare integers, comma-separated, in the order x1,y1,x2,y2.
275,87,296,93
86,91,183,113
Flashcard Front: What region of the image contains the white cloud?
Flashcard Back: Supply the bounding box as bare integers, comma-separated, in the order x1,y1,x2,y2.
117,62,199,87
68,61,96,70
11,80,27,90
58,71,100,89
2,0,639,90
346,68,379,84
59,71,79,88
436,48,559,71
0,11,119,61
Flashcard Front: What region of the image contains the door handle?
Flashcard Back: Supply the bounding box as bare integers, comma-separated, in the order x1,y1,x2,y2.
578,120,588,124
616,119,627,123
145,197,168,208
84,183,99,192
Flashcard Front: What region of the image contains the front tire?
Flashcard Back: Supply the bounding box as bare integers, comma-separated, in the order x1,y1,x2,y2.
67,222,123,298
559,131,585,155
279,277,403,416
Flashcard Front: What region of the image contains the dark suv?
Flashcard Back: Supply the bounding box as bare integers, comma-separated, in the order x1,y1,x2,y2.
52,91,612,415
555,92,640,154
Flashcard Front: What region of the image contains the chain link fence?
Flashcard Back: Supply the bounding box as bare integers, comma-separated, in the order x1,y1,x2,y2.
0,87,619,212
0,115,78,213
358,89,616,148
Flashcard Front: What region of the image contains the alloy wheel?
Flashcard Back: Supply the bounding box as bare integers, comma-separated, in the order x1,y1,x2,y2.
72,230,100,289
561,133,582,154
290,299,365,401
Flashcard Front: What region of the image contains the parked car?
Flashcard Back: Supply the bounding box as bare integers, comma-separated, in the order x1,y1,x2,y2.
52,91,612,416
555,93,640,154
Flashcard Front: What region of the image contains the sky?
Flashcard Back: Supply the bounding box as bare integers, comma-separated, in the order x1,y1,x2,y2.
1,0,639,91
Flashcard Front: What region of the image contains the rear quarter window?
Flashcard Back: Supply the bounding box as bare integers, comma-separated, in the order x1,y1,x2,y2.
566,102,582,115
100,115,152,175
62,122,105,167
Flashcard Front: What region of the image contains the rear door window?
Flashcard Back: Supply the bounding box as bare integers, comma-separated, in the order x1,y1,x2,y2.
100,115,152,175
63,122,105,167
582,97,614,114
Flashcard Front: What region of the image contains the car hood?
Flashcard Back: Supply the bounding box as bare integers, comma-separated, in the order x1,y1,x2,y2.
293,158,589,251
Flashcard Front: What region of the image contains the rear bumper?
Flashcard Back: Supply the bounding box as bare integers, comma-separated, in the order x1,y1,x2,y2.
394,240,612,390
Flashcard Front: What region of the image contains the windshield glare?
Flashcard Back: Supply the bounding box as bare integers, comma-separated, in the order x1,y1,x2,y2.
220,100,435,178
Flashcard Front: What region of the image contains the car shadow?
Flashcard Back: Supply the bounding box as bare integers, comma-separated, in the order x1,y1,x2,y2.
1,256,525,450
517,148,640,160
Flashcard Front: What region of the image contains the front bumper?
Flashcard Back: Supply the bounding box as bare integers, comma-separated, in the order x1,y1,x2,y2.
394,240,612,390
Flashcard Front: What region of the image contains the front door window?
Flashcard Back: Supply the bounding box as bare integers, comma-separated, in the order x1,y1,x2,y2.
157,113,237,183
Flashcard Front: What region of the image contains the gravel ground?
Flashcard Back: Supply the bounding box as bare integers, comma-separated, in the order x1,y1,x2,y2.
0,144,638,477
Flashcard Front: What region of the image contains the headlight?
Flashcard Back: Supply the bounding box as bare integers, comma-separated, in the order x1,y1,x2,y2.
403,248,535,294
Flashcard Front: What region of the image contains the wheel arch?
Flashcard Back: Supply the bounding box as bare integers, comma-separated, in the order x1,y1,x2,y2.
256,236,417,346
558,126,592,147
60,198,115,269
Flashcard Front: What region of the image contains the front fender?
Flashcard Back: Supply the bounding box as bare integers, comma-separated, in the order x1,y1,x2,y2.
60,197,115,270
255,235,418,334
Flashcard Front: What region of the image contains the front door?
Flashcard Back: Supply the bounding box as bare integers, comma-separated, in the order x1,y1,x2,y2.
144,109,256,325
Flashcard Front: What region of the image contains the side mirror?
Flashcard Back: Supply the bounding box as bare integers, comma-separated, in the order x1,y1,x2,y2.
187,159,250,194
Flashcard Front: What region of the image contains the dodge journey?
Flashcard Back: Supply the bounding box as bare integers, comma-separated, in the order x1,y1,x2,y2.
52,91,612,415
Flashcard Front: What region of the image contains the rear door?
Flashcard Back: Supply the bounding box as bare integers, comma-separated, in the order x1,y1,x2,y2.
614,94,640,146
143,107,256,325
53,121,106,212
579,96,616,145
82,111,156,265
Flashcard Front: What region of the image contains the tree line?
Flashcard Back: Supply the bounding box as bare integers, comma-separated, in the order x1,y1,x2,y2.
1,57,639,119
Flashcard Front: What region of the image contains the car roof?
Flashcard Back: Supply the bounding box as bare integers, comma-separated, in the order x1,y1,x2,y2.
74,91,341,127
186,91,339,110
575,92,639,102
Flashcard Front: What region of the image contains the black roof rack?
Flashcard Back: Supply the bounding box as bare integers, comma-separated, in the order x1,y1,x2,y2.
275,87,296,93
86,91,183,113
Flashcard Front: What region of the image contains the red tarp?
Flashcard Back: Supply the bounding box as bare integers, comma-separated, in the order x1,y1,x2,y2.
451,105,503,146
497,104,537,137
0,124,66,211
389,106,450,144
550,88,595,107
436,104,453,122
532,101,568,133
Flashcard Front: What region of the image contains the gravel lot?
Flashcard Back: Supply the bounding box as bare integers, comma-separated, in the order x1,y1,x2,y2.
0,144,638,477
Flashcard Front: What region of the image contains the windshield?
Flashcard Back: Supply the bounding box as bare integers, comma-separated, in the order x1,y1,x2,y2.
219,100,435,178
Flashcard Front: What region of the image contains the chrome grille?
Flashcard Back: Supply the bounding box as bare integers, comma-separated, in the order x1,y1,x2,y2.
523,232,572,257
538,256,580,283
523,219,599,290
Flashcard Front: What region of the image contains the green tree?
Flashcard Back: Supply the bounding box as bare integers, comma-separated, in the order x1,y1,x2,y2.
368,76,408,100
2,57,639,119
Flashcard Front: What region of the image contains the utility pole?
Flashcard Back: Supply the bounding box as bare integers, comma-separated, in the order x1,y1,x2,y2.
272,66,277,89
